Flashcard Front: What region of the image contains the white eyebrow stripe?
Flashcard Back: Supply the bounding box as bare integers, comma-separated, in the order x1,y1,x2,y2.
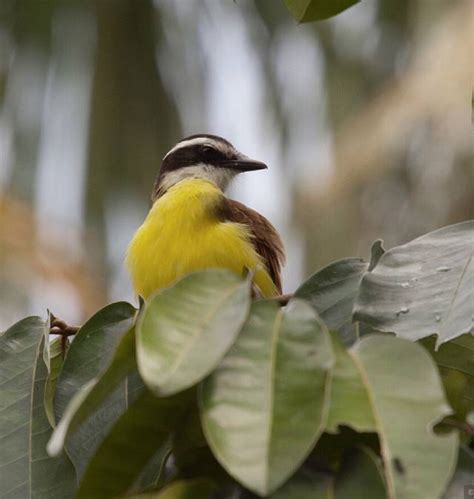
163,137,220,159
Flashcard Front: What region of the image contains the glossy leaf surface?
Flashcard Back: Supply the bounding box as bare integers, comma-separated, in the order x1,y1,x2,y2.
53,302,136,477
137,269,251,396
0,317,76,498
325,334,375,433
354,222,474,345
200,299,334,495
295,257,368,344
350,335,458,498
76,390,191,499
43,336,65,428
48,326,138,456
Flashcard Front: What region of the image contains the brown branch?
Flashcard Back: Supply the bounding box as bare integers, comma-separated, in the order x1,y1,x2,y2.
443,417,474,436
49,326,79,336
49,314,79,357
49,314,79,336
255,293,293,305
275,293,292,306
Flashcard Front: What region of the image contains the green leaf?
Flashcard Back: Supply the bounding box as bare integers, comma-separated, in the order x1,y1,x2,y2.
53,302,137,478
48,326,138,456
326,334,376,433
137,269,251,396
131,478,216,499
133,444,173,492
420,333,474,421
0,317,76,498
44,337,65,428
269,469,332,498
295,257,368,345
200,299,334,496
324,335,458,497
270,447,385,498
284,0,360,22
76,390,192,499
334,447,386,498
343,335,458,499
354,221,474,345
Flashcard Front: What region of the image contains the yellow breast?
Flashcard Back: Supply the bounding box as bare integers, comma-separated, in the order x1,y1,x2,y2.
125,179,278,299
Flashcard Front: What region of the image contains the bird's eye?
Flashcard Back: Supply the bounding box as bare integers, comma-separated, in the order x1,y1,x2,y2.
201,145,215,155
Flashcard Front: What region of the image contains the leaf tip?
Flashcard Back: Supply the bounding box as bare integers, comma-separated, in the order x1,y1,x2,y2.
368,239,385,271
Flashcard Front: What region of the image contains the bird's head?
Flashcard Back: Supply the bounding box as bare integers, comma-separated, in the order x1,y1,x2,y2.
152,134,267,200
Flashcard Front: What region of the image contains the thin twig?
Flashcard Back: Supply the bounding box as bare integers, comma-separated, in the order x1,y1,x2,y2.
443,417,474,436
275,293,292,306
255,293,293,305
50,326,79,336
60,334,68,357
49,314,79,336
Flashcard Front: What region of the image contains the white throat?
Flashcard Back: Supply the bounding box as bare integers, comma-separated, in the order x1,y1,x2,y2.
159,164,237,193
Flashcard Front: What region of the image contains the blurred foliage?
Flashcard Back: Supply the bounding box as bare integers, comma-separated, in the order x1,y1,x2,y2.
0,0,472,329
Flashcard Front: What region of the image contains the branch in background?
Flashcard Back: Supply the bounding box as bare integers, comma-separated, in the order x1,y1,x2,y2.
0,195,107,317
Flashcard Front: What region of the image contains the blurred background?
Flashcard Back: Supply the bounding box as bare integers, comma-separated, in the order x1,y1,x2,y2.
0,0,472,329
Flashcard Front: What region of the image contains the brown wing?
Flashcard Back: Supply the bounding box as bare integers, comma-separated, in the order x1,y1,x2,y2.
219,198,285,293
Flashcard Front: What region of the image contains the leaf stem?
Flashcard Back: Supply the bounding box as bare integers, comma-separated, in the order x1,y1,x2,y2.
275,294,292,306
442,417,474,436
49,314,79,336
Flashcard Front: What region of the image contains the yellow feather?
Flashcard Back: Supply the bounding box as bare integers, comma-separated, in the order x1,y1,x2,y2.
126,179,278,299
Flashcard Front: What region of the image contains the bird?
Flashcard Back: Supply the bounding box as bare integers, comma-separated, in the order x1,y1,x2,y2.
126,134,285,300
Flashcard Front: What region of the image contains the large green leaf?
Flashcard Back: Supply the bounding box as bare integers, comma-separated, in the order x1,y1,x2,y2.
53,302,136,478
200,299,334,496
43,337,65,428
325,334,459,497
284,0,360,22
0,317,76,498
269,469,332,498
354,221,474,345
270,447,385,499
48,326,138,456
295,257,368,345
76,389,192,499
421,333,474,421
133,443,173,493
341,335,458,499
137,269,251,396
325,334,375,433
334,447,386,498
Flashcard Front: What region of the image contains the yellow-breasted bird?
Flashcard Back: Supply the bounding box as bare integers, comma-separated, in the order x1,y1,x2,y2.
126,134,285,299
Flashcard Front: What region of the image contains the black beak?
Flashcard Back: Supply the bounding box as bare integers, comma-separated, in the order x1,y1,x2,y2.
220,159,268,172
